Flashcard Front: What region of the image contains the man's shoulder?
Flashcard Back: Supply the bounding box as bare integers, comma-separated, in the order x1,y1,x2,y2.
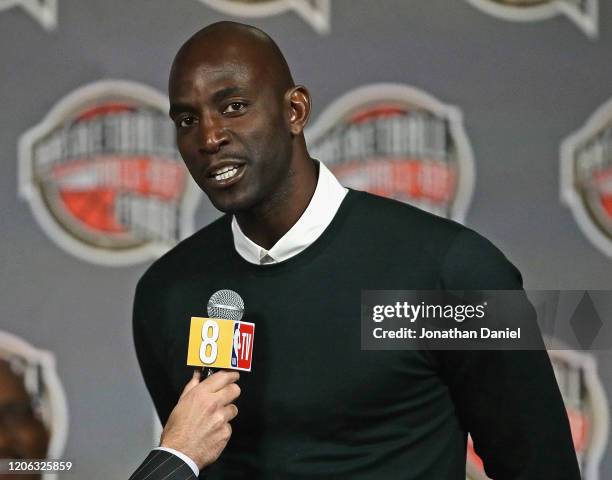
351,190,465,242
137,214,231,287
351,190,521,288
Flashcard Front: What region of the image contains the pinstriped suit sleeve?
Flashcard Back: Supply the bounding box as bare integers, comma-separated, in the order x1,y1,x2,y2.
129,449,197,480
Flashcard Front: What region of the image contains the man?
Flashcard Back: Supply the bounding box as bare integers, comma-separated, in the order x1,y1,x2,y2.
0,360,49,480
133,21,580,479
0,331,67,480
129,370,239,480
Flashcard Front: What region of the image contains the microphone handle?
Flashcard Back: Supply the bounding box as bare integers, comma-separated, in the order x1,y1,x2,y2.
201,367,216,379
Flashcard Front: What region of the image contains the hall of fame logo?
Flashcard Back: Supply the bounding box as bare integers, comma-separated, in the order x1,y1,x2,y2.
465,0,598,38
561,98,612,258
0,0,57,30
197,0,330,34
306,84,475,221
466,349,609,480
18,80,201,266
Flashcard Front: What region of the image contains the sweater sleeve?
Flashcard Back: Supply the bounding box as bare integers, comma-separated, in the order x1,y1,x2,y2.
434,228,580,480
133,273,177,426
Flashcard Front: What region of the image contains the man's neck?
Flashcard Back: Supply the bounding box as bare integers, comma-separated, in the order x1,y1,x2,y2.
235,157,318,250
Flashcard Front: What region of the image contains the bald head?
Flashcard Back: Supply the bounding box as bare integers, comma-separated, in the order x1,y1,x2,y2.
170,21,294,94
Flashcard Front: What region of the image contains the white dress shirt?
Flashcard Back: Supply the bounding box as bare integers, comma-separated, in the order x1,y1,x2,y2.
155,161,347,477
232,160,348,264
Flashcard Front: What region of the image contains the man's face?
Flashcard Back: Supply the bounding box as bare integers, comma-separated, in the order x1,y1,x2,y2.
169,47,294,213
0,361,49,480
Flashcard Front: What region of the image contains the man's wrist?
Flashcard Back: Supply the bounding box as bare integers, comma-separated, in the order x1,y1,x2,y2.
154,446,200,477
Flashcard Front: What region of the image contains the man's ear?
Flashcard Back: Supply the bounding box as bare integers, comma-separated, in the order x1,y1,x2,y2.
286,85,311,135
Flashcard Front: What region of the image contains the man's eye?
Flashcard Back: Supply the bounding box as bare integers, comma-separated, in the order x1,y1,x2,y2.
223,102,246,114
177,116,197,128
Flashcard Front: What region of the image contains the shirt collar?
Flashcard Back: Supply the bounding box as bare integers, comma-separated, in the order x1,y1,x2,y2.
231,161,347,265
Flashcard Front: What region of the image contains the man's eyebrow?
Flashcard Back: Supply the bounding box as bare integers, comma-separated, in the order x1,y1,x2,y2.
211,86,247,104
168,102,196,117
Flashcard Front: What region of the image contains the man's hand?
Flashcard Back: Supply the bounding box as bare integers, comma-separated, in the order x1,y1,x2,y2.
159,370,240,470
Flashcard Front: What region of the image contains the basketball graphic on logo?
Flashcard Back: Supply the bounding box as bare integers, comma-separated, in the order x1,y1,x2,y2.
561,97,612,258
465,0,598,38
307,84,474,221
196,0,330,34
19,80,201,266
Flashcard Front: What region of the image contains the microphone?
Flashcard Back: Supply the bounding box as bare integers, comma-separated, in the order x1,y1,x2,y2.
204,290,245,378
207,289,245,322
185,289,255,378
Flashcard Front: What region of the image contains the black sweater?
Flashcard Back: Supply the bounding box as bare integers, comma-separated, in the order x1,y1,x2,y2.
133,189,579,479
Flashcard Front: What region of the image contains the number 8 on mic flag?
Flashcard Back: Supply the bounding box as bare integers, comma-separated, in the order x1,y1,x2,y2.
187,317,255,371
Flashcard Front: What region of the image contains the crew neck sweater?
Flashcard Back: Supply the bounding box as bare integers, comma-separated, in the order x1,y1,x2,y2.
133,189,579,479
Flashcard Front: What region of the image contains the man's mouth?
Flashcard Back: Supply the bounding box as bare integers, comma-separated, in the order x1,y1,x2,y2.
206,162,246,187
210,165,240,181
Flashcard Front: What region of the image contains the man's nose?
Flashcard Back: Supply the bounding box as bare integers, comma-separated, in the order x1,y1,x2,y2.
199,113,229,154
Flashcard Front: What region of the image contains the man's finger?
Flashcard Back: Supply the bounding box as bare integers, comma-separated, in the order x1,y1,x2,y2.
180,370,201,396
201,369,240,393
216,382,241,406
221,403,239,422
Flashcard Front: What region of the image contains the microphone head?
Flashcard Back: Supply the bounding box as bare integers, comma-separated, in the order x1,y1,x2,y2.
207,289,244,321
